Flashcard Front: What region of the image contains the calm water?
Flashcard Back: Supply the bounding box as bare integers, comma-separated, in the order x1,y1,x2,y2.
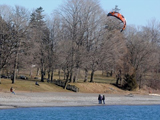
0,105,160,120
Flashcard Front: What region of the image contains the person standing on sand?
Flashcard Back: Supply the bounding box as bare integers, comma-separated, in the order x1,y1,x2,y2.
10,87,15,95
98,94,102,104
102,95,105,104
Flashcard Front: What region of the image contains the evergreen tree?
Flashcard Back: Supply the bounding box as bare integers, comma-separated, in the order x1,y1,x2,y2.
123,74,138,91
29,7,49,82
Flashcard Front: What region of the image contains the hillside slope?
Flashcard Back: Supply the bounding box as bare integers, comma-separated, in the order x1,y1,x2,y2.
0,78,151,95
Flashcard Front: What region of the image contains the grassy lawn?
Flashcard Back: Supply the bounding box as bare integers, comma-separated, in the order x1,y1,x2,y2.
75,70,116,84
0,69,117,93
0,78,69,92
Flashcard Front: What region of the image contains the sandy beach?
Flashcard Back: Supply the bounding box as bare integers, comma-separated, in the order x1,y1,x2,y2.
0,92,160,109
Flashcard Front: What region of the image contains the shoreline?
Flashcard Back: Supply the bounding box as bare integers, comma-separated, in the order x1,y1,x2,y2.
0,92,160,109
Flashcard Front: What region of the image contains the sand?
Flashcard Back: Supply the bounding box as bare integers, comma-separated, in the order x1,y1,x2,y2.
0,92,160,109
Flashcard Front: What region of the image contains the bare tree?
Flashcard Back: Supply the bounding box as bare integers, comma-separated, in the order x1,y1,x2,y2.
125,25,158,88
10,5,30,83
0,16,13,83
45,13,63,82
100,30,127,85
0,5,30,83
55,0,106,85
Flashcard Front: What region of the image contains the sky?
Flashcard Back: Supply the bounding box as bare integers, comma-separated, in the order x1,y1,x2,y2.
0,0,160,27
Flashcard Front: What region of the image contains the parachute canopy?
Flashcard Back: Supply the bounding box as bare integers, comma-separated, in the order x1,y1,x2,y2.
107,11,126,32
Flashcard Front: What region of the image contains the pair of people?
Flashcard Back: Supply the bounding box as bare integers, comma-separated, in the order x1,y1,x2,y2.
98,94,105,104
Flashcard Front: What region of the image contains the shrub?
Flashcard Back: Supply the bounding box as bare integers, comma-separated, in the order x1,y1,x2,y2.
123,74,138,91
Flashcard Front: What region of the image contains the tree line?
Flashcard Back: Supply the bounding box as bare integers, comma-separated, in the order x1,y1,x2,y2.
0,0,160,90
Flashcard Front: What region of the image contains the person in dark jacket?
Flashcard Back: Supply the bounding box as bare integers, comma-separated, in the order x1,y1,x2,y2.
102,95,105,104
98,94,102,104
35,81,39,86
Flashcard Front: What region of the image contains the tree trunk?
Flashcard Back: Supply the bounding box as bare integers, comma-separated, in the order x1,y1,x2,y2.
116,70,122,86
30,67,32,78
69,71,73,83
48,71,50,80
63,69,66,80
73,68,79,83
36,68,40,76
13,68,17,84
84,69,88,82
0,68,1,84
138,74,142,89
90,70,95,82
12,51,19,84
58,69,61,80
12,70,16,84
64,71,70,89
41,66,44,82
110,70,113,77
12,35,22,84
116,76,119,86
51,69,54,82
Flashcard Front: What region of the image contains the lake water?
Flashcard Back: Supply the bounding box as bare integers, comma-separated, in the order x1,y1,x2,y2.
0,105,160,120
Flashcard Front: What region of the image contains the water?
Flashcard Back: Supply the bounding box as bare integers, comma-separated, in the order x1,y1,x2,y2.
0,105,160,120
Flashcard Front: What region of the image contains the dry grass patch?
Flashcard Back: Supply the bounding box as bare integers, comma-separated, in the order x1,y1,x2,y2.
70,82,124,93
0,79,69,93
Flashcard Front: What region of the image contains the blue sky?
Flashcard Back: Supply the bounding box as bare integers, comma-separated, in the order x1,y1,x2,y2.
0,0,160,26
